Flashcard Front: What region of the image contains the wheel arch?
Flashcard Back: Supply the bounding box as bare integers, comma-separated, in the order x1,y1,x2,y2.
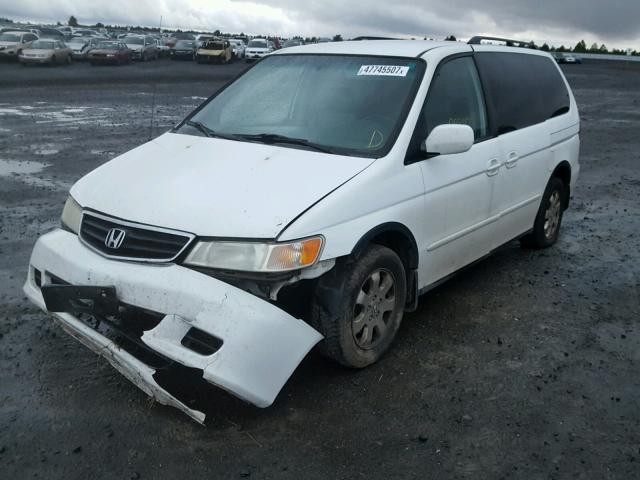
551,161,572,209
351,222,419,271
350,222,419,311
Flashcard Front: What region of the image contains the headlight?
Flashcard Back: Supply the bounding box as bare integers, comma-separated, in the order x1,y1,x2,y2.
60,195,82,234
184,236,323,272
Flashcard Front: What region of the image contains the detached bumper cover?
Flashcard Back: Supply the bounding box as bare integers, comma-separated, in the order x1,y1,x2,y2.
24,229,323,422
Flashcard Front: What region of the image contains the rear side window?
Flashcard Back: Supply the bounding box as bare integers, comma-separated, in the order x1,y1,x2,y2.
423,56,489,140
475,52,570,134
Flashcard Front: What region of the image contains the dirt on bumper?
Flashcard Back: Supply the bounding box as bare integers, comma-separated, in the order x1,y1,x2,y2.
23,229,323,422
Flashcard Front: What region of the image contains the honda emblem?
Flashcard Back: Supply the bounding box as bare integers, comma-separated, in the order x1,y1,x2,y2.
105,228,126,249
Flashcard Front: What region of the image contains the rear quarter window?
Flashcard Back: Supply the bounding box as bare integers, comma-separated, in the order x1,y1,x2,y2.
474,52,570,134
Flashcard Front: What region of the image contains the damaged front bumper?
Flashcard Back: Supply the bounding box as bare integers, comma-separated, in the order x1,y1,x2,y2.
23,229,323,423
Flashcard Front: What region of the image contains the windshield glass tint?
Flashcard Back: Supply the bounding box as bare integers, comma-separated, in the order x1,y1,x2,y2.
187,54,423,156
0,34,20,42
248,40,267,48
205,42,224,49
125,37,144,45
98,42,118,49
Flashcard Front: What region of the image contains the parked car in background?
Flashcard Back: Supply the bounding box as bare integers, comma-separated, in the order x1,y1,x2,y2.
35,27,65,41
68,36,105,60
282,38,304,48
165,32,195,48
73,29,100,37
244,38,272,61
154,37,170,57
123,35,159,61
170,39,196,60
195,38,233,64
19,39,72,65
228,39,245,58
196,34,214,48
88,41,132,65
57,26,73,39
557,53,582,64
67,36,90,59
0,31,38,59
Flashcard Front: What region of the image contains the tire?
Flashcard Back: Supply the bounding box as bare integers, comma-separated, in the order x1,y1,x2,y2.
520,177,567,249
310,245,407,368
66,54,72,65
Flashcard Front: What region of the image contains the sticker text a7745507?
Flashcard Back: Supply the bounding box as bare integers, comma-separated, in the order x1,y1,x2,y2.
357,65,409,77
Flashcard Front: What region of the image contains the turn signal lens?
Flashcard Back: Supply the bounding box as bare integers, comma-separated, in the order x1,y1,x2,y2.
266,237,323,271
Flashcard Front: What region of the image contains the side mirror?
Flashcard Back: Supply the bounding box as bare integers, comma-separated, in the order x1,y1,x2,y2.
421,124,475,158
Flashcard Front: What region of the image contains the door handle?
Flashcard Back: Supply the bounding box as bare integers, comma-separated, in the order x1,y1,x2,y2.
486,158,501,176
505,151,519,169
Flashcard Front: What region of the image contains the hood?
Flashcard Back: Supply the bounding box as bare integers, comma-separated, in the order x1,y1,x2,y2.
0,41,19,47
247,47,268,52
126,44,143,51
71,132,375,238
70,44,86,51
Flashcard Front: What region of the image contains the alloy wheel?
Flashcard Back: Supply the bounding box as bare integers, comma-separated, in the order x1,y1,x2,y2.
352,269,396,349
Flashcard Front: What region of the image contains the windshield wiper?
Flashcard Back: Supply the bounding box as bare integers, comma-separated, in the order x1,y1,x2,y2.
182,121,241,141
237,133,334,154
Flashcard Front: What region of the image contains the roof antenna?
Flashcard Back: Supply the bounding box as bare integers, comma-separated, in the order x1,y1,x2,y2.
149,15,163,140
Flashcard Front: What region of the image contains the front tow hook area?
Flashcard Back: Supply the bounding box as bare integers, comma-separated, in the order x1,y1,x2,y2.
24,229,325,422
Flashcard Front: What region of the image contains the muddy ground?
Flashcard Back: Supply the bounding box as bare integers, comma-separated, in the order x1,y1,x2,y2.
0,58,639,479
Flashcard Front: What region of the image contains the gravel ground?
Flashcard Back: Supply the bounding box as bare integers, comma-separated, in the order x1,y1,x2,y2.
0,58,639,480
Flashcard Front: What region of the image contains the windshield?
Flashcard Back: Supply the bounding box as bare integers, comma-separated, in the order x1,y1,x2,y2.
97,41,119,49
125,37,144,45
180,54,424,157
204,42,224,50
31,41,55,49
69,37,88,44
283,40,301,47
176,40,195,48
248,40,267,48
0,34,20,42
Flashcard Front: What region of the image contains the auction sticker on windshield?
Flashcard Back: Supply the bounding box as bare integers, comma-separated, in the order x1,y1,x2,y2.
357,65,409,76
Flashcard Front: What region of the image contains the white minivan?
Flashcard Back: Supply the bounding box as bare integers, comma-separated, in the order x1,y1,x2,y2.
24,37,580,422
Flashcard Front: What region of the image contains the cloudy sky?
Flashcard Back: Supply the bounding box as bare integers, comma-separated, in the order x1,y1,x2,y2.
2,0,639,49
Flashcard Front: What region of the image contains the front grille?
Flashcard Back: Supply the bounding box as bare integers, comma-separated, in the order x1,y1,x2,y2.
79,211,194,262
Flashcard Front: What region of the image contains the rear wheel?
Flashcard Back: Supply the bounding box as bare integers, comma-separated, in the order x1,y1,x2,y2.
66,54,72,64
521,177,567,248
310,245,407,368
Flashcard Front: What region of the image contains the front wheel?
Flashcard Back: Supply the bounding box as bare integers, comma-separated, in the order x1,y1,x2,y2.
310,245,407,368
521,177,567,249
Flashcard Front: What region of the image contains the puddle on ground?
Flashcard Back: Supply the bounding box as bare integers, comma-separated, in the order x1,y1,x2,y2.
0,159,68,190
0,159,48,176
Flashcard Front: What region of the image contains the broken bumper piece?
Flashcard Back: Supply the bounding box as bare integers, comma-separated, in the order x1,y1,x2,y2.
23,229,323,423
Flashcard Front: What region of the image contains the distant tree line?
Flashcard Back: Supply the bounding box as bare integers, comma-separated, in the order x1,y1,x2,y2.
537,39,637,56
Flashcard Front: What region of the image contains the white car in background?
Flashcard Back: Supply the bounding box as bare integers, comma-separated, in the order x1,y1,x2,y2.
25,38,579,423
0,31,38,59
228,38,245,58
244,38,272,61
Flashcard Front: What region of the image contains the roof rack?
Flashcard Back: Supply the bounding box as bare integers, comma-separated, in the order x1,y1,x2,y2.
467,36,536,49
351,36,398,41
